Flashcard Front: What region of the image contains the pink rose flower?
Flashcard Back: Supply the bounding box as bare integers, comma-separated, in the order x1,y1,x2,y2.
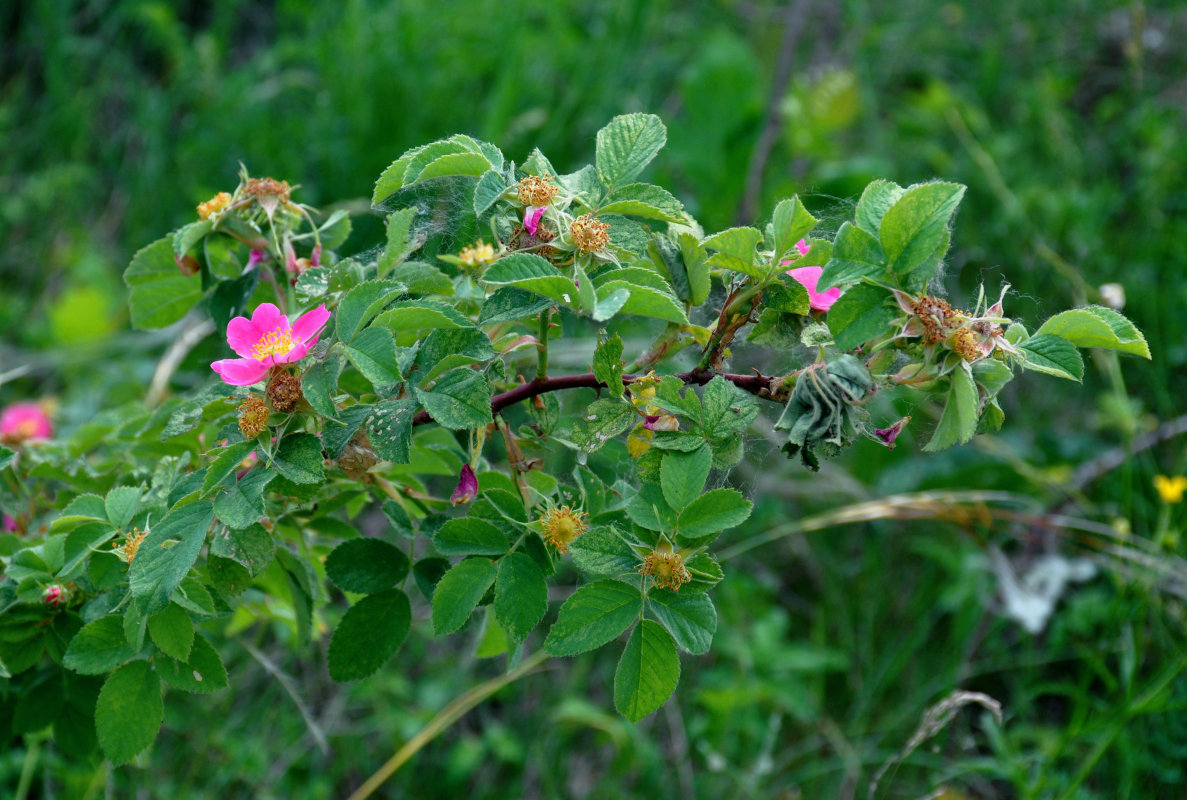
0,402,53,444
783,239,843,312
211,303,331,386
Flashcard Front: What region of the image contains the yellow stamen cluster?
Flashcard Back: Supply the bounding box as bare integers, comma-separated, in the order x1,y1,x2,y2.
569,214,611,254
197,192,232,220
251,329,297,361
238,396,269,438
242,177,292,201
639,550,691,591
459,239,496,267
517,174,558,207
539,506,589,554
266,372,304,414
1154,475,1187,504
950,328,982,362
112,528,148,564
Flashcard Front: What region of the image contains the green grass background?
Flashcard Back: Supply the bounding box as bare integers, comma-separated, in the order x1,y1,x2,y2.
2,1,1186,797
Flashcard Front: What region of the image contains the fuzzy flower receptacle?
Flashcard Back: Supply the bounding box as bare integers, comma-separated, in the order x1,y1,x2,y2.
1,402,53,444
212,303,330,386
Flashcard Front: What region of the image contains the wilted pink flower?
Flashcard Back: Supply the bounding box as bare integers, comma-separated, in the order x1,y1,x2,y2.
873,416,911,449
235,450,260,479
211,303,330,386
782,240,842,312
2,514,16,532
247,249,267,270
524,206,545,237
0,402,53,444
450,464,478,506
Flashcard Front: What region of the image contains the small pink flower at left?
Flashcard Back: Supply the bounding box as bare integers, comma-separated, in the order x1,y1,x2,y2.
783,240,843,313
0,402,53,444
211,303,331,386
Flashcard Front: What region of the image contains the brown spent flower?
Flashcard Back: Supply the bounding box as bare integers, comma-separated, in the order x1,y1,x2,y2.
639,549,691,591
517,174,559,207
912,295,961,345
242,177,292,202
569,214,611,254
539,506,589,554
238,396,269,438
266,372,304,413
197,192,232,220
338,432,378,479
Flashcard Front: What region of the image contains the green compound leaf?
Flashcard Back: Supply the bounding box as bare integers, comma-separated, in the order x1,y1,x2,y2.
478,287,553,325
818,222,888,291
1035,306,1151,359
474,170,509,217
341,326,404,388
124,236,203,330
326,538,410,594
155,632,228,694
212,469,274,530
676,488,753,546
771,195,818,261
572,398,637,453
568,527,639,577
130,501,214,615
660,446,711,512
1019,333,1085,382
434,518,509,557
647,589,716,654
372,300,473,334
302,351,345,419
593,333,625,397
328,588,412,682
544,580,643,657
366,398,419,463
700,226,764,278
104,486,142,530
414,368,494,430
378,207,418,278
63,616,136,675
827,283,896,351
923,362,981,452
96,661,163,766
209,523,275,576
598,182,685,222
854,179,905,235
880,181,965,290
494,552,549,642
595,282,688,324
614,619,680,723
596,113,667,191
432,558,497,635
335,279,404,344
147,603,194,662
272,433,325,485
482,253,577,306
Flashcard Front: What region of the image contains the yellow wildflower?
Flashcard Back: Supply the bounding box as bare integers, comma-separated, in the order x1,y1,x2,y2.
1154,475,1187,504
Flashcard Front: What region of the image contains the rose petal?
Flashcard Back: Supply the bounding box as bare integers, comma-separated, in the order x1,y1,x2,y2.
212,357,270,386
226,315,262,358
525,206,544,237
795,239,810,256
291,304,331,343
250,303,287,337
787,266,843,312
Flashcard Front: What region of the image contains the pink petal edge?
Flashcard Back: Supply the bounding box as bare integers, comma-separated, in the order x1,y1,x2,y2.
290,304,331,343
212,357,270,386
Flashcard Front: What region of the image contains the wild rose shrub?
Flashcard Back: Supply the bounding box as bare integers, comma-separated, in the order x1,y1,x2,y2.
0,115,1150,765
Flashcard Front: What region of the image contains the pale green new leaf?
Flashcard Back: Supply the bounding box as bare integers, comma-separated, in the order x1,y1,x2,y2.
1035,306,1150,358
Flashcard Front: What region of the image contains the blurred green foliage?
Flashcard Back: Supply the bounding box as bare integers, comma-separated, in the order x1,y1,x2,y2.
3,0,1187,797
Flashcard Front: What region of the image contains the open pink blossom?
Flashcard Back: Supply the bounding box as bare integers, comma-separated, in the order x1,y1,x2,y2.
783,239,841,312
211,303,330,386
524,206,545,237
0,402,53,444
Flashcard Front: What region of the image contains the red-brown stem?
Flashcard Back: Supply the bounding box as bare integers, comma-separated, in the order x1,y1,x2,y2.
411,369,774,427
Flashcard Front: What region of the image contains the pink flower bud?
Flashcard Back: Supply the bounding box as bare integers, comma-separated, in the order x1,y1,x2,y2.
43,584,64,607
1,402,53,445
450,464,478,506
